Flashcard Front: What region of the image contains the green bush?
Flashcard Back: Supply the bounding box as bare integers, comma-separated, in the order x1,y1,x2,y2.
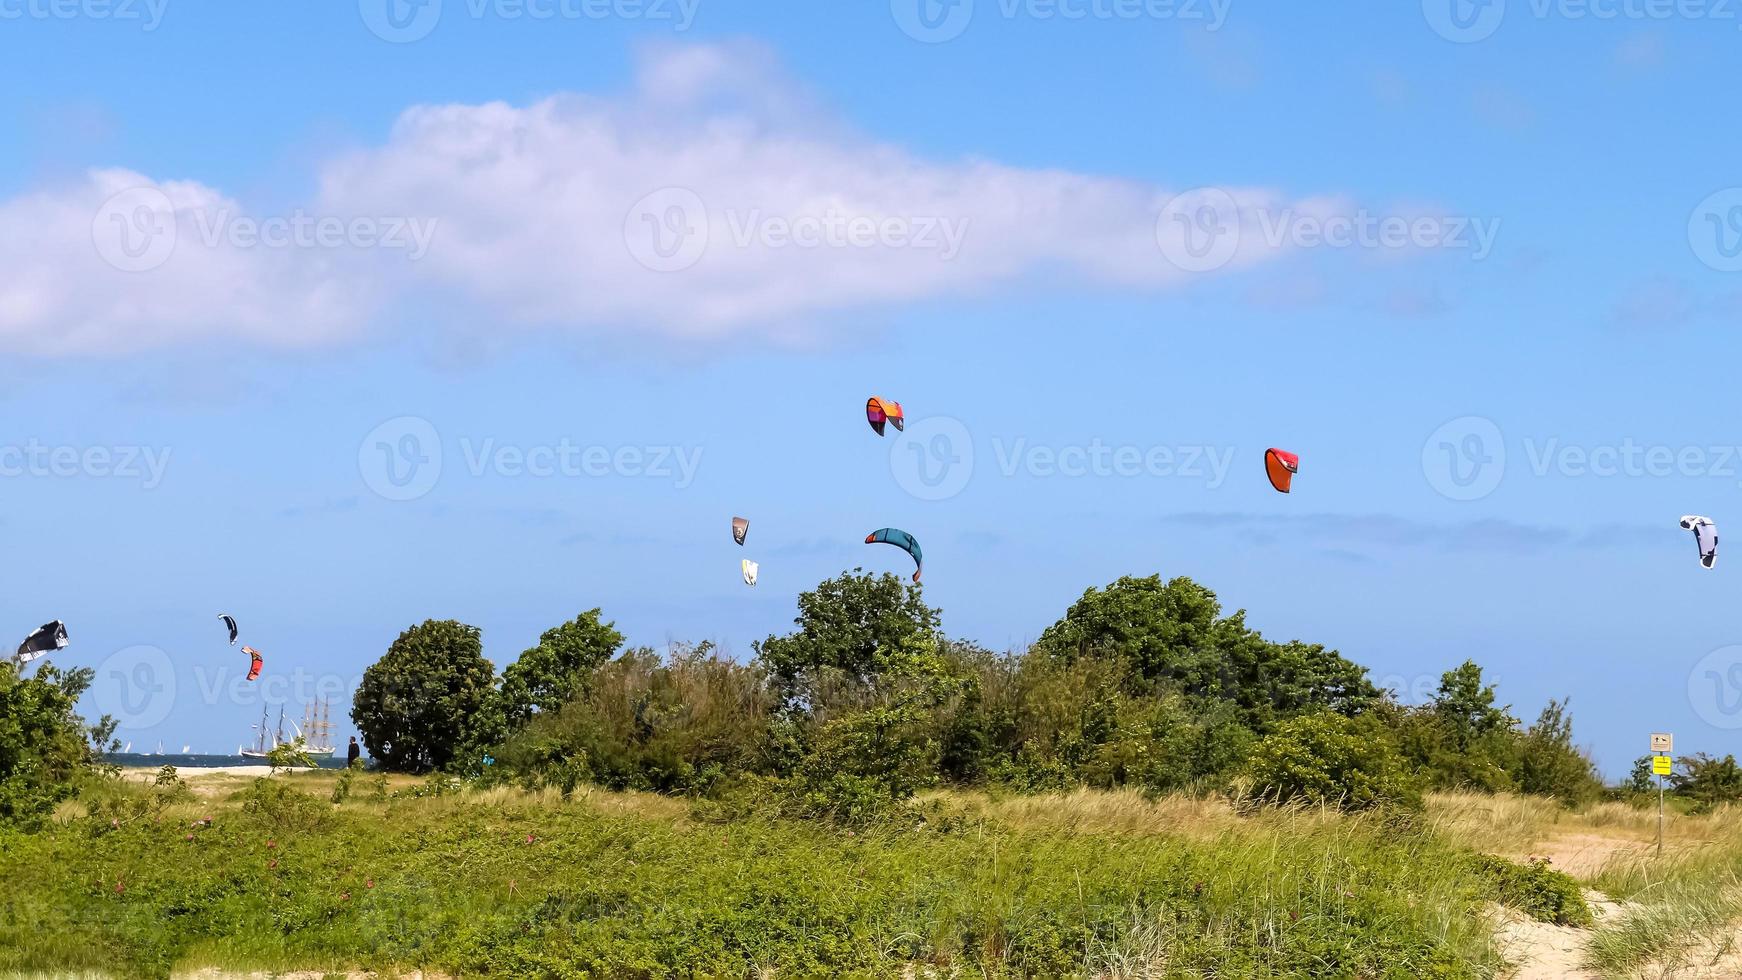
1466,854,1593,926
1247,712,1421,812
0,662,116,826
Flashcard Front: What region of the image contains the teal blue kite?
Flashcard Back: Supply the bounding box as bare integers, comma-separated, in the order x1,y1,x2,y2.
865,528,923,581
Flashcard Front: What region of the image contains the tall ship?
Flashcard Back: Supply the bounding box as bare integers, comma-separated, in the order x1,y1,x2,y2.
238,698,339,759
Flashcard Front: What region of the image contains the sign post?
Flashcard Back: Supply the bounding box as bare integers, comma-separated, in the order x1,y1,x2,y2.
1651,733,1673,858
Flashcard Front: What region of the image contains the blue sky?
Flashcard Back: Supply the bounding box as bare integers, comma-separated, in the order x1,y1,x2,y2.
4,1,1741,772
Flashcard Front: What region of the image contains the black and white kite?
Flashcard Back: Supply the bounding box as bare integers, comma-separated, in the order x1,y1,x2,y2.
15,621,68,664
218,613,239,645
1680,516,1719,569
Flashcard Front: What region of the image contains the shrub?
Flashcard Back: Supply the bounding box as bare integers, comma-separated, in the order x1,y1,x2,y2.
0,662,116,826
1467,854,1593,926
1247,712,1421,812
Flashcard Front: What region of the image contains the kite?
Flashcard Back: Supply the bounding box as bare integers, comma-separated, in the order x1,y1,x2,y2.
866,397,905,436
1680,516,1718,569
218,614,239,645
15,621,68,664
742,559,759,587
241,645,264,682
865,528,923,581
1265,448,1299,494
732,517,749,546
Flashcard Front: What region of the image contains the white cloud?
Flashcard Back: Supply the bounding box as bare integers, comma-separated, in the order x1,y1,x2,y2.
0,43,1340,356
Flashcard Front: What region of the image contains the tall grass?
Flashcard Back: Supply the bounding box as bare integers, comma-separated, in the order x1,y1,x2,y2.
0,775,1526,979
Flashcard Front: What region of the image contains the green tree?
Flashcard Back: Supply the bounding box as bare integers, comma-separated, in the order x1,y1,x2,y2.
1035,575,1379,725
1621,756,1657,796
754,569,945,707
1247,711,1421,812
498,609,625,727
0,662,117,824
352,620,497,773
1671,753,1742,811
1430,661,1516,750
1514,699,1601,805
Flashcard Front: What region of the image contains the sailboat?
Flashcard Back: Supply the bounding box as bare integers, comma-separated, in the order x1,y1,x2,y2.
239,704,287,759
300,697,338,758
240,700,339,759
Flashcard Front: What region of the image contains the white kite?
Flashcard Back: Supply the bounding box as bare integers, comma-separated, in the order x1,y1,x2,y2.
742,559,759,587
1680,515,1718,569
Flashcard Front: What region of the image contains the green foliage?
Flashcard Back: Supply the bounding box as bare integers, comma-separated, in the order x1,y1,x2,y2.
352,620,498,773
1395,661,1523,795
1513,699,1602,806
496,642,773,795
1246,712,1421,812
1621,755,1658,796
754,569,946,705
1035,575,1380,726
1465,854,1594,927
265,736,315,774
1670,753,1742,812
0,661,116,825
497,609,624,726
0,777,1505,979
237,776,330,833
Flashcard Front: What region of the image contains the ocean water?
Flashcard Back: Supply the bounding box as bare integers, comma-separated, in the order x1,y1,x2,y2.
104,752,355,770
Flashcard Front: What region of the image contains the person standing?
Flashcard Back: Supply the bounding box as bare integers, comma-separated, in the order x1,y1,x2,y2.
346,736,361,768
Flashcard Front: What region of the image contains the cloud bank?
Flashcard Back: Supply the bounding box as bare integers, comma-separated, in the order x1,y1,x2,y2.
1,42,1357,357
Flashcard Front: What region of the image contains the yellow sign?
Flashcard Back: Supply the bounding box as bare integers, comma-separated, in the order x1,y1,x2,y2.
1653,755,1674,776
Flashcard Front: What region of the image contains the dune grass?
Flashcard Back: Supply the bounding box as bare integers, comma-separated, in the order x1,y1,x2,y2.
0,774,1626,979
1580,810,1742,978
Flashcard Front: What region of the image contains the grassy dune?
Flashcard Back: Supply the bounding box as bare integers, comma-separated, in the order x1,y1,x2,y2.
11,773,1735,979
